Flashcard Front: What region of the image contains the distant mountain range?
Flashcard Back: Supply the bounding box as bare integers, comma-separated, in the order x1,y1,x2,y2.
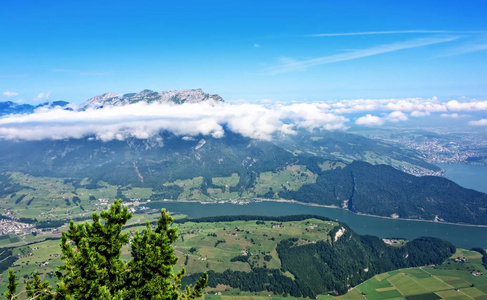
0,88,223,115
0,100,71,116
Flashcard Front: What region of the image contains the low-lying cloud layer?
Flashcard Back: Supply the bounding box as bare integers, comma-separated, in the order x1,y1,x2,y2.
0,102,348,141
1,96,486,141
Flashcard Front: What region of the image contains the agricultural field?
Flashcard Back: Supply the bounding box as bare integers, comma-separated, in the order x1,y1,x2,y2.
339,248,487,300
0,234,21,247
160,165,319,201
1,171,251,228
253,165,317,196
164,176,206,200
0,173,127,222
212,173,240,189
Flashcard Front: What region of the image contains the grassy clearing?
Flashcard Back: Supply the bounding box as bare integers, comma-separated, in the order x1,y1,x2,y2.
334,288,365,300
122,187,153,200
319,161,346,171
254,165,317,195
388,272,430,296
212,173,240,188
164,176,204,200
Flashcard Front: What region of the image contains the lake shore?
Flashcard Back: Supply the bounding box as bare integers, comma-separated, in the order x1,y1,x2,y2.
158,197,487,228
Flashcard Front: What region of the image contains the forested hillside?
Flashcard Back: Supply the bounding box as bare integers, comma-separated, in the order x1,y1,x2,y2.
279,161,487,224
179,216,455,297
1,131,486,225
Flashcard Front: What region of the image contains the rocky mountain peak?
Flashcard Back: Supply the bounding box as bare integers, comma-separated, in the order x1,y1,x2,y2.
82,89,223,109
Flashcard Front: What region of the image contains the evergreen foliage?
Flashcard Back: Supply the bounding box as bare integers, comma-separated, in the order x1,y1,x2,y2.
471,247,487,269
5,200,207,300
5,270,18,300
0,250,17,274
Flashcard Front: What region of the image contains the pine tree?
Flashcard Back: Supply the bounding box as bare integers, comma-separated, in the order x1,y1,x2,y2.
5,200,207,300
5,270,18,300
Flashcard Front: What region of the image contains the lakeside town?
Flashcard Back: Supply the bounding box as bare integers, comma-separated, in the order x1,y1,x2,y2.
366,128,487,165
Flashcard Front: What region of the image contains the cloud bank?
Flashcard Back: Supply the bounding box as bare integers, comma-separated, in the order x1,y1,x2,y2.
1,96,487,141
0,102,348,141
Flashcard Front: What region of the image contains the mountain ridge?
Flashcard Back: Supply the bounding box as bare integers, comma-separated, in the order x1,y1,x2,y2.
0,88,223,115
81,88,224,108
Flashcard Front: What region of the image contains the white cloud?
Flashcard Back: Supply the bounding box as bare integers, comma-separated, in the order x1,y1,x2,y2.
326,97,487,116
254,44,261,48
440,113,460,118
469,119,487,126
386,111,408,122
34,92,51,102
3,95,487,141
410,111,430,117
446,100,487,111
354,111,407,126
0,102,348,141
267,36,459,74
355,114,384,126
3,91,18,97
384,98,447,112
439,35,487,57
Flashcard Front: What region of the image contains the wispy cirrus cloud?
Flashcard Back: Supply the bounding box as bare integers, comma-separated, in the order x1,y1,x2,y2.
309,30,487,59
308,30,452,37
267,36,459,74
308,30,487,38
439,37,487,57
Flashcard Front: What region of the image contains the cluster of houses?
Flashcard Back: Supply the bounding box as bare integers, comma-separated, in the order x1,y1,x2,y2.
0,218,33,235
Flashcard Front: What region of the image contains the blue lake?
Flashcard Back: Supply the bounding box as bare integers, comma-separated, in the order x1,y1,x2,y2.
147,200,487,250
437,163,487,194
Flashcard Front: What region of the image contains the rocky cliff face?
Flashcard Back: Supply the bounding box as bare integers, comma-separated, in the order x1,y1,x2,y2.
82,88,224,108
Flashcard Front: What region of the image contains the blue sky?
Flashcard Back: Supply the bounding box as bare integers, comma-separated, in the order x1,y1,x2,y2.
2,1,487,104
